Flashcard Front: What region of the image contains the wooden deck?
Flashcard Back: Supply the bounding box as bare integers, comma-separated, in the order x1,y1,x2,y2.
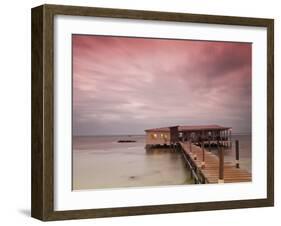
179,142,251,184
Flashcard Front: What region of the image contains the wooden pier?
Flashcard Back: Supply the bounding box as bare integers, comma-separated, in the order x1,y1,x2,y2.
178,141,251,184
145,125,251,184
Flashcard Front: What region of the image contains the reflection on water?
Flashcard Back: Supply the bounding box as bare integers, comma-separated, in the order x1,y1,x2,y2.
72,134,251,190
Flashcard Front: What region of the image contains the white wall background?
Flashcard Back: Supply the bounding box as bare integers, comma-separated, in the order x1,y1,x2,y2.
0,0,279,225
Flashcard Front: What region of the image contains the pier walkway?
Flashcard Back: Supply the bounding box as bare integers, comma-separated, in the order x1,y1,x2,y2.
179,142,252,184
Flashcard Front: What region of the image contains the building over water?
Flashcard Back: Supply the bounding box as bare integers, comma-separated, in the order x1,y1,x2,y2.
145,125,232,148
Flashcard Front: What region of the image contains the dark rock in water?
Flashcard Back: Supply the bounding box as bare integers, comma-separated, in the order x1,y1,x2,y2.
117,140,136,143
129,176,136,179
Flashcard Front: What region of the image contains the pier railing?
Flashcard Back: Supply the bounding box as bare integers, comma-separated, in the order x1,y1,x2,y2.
177,140,251,184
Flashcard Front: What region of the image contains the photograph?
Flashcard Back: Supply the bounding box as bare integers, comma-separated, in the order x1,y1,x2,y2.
72,35,252,190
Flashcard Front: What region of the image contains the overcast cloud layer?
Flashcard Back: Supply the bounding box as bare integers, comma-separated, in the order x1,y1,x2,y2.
73,35,251,135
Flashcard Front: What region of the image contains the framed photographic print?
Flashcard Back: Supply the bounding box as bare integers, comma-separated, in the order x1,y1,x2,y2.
31,4,274,221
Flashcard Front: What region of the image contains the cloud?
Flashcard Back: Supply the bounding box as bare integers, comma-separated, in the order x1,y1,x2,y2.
73,35,252,135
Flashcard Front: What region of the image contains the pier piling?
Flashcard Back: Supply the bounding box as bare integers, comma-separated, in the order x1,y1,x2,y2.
235,140,240,168
201,141,205,169
218,139,224,183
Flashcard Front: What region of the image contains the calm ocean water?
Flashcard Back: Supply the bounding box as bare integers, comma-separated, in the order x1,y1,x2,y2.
73,134,251,190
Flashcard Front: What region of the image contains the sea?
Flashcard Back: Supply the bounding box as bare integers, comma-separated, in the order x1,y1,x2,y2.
72,134,251,190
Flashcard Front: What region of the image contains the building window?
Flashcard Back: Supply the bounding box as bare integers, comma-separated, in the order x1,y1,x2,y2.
151,133,157,139
160,133,164,139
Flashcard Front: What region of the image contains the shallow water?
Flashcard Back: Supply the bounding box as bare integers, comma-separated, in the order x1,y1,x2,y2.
73,135,192,190
72,134,251,190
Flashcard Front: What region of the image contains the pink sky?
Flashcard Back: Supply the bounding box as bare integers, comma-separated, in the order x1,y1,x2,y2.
73,35,252,135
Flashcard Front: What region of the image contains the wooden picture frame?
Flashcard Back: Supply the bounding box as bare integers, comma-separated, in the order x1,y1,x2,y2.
31,4,274,221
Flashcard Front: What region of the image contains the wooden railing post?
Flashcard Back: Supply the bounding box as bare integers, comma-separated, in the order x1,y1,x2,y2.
201,141,205,168
235,140,240,168
230,129,232,148
190,139,197,160
217,138,224,183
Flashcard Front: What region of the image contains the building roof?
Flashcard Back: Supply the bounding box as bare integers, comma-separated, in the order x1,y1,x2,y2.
145,125,231,132
179,125,231,131
145,127,170,132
